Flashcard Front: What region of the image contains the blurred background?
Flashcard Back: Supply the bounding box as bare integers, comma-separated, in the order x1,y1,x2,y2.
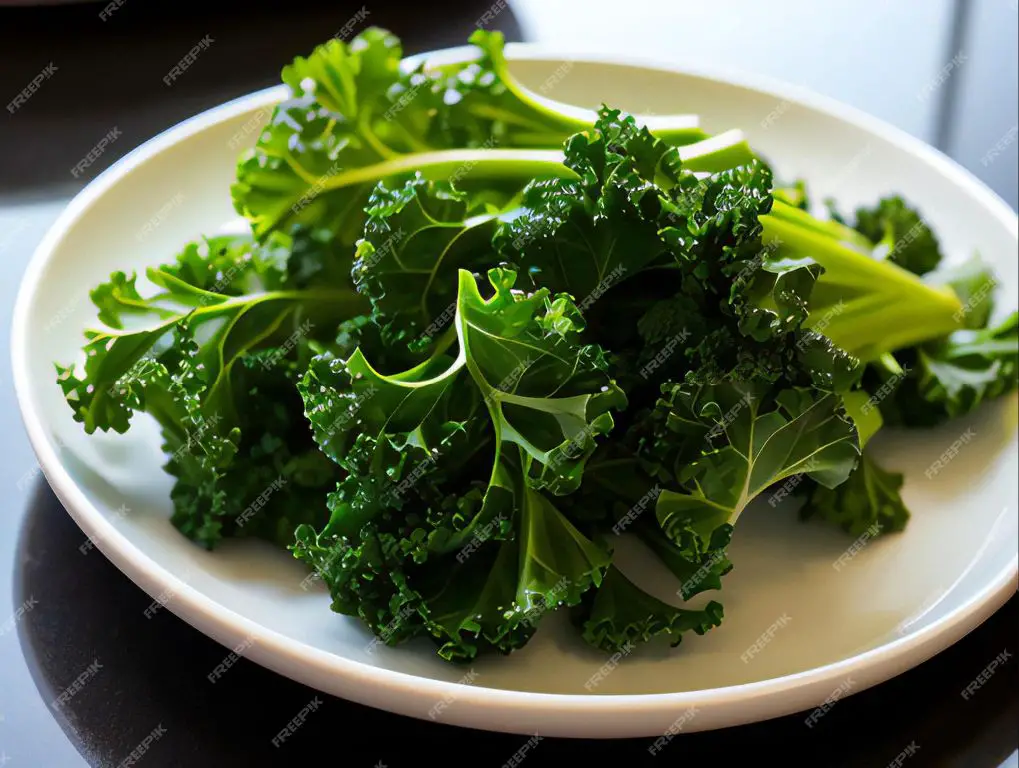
1,0,1016,206
1,1,1016,766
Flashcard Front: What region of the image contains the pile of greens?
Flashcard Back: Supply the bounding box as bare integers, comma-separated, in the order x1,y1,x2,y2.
58,28,1018,662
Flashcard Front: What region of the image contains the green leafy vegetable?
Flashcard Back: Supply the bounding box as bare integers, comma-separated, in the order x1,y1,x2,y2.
580,566,724,651
852,195,943,276
798,449,908,536
56,231,365,547
653,382,860,550
873,310,1019,428
294,268,622,659
56,26,1018,663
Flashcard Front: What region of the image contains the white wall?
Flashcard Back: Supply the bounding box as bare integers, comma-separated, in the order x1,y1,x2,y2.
509,0,956,142
945,0,1019,208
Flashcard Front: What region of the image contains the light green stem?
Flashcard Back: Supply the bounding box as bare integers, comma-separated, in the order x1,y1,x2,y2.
760,213,963,359
317,133,757,196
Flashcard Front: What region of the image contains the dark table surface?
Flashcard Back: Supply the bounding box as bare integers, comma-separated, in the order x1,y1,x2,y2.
1,2,1017,766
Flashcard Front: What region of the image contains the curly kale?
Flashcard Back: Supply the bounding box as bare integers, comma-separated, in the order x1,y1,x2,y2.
56,26,1017,665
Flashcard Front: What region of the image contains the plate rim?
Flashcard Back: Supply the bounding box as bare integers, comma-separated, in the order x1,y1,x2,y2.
10,42,1019,737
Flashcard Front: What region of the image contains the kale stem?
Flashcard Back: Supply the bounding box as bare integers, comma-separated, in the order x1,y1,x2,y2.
440,36,710,147
316,130,756,196
760,212,964,358
678,129,754,172
318,149,579,193
768,198,874,253
92,289,368,339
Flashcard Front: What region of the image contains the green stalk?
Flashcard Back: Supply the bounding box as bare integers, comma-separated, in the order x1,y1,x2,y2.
679,129,754,172
642,116,712,146
760,209,963,359
767,198,875,253
319,149,577,193
89,288,368,341
317,132,757,196
440,32,710,147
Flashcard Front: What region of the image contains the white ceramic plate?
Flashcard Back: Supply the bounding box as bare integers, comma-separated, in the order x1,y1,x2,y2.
11,44,1019,738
